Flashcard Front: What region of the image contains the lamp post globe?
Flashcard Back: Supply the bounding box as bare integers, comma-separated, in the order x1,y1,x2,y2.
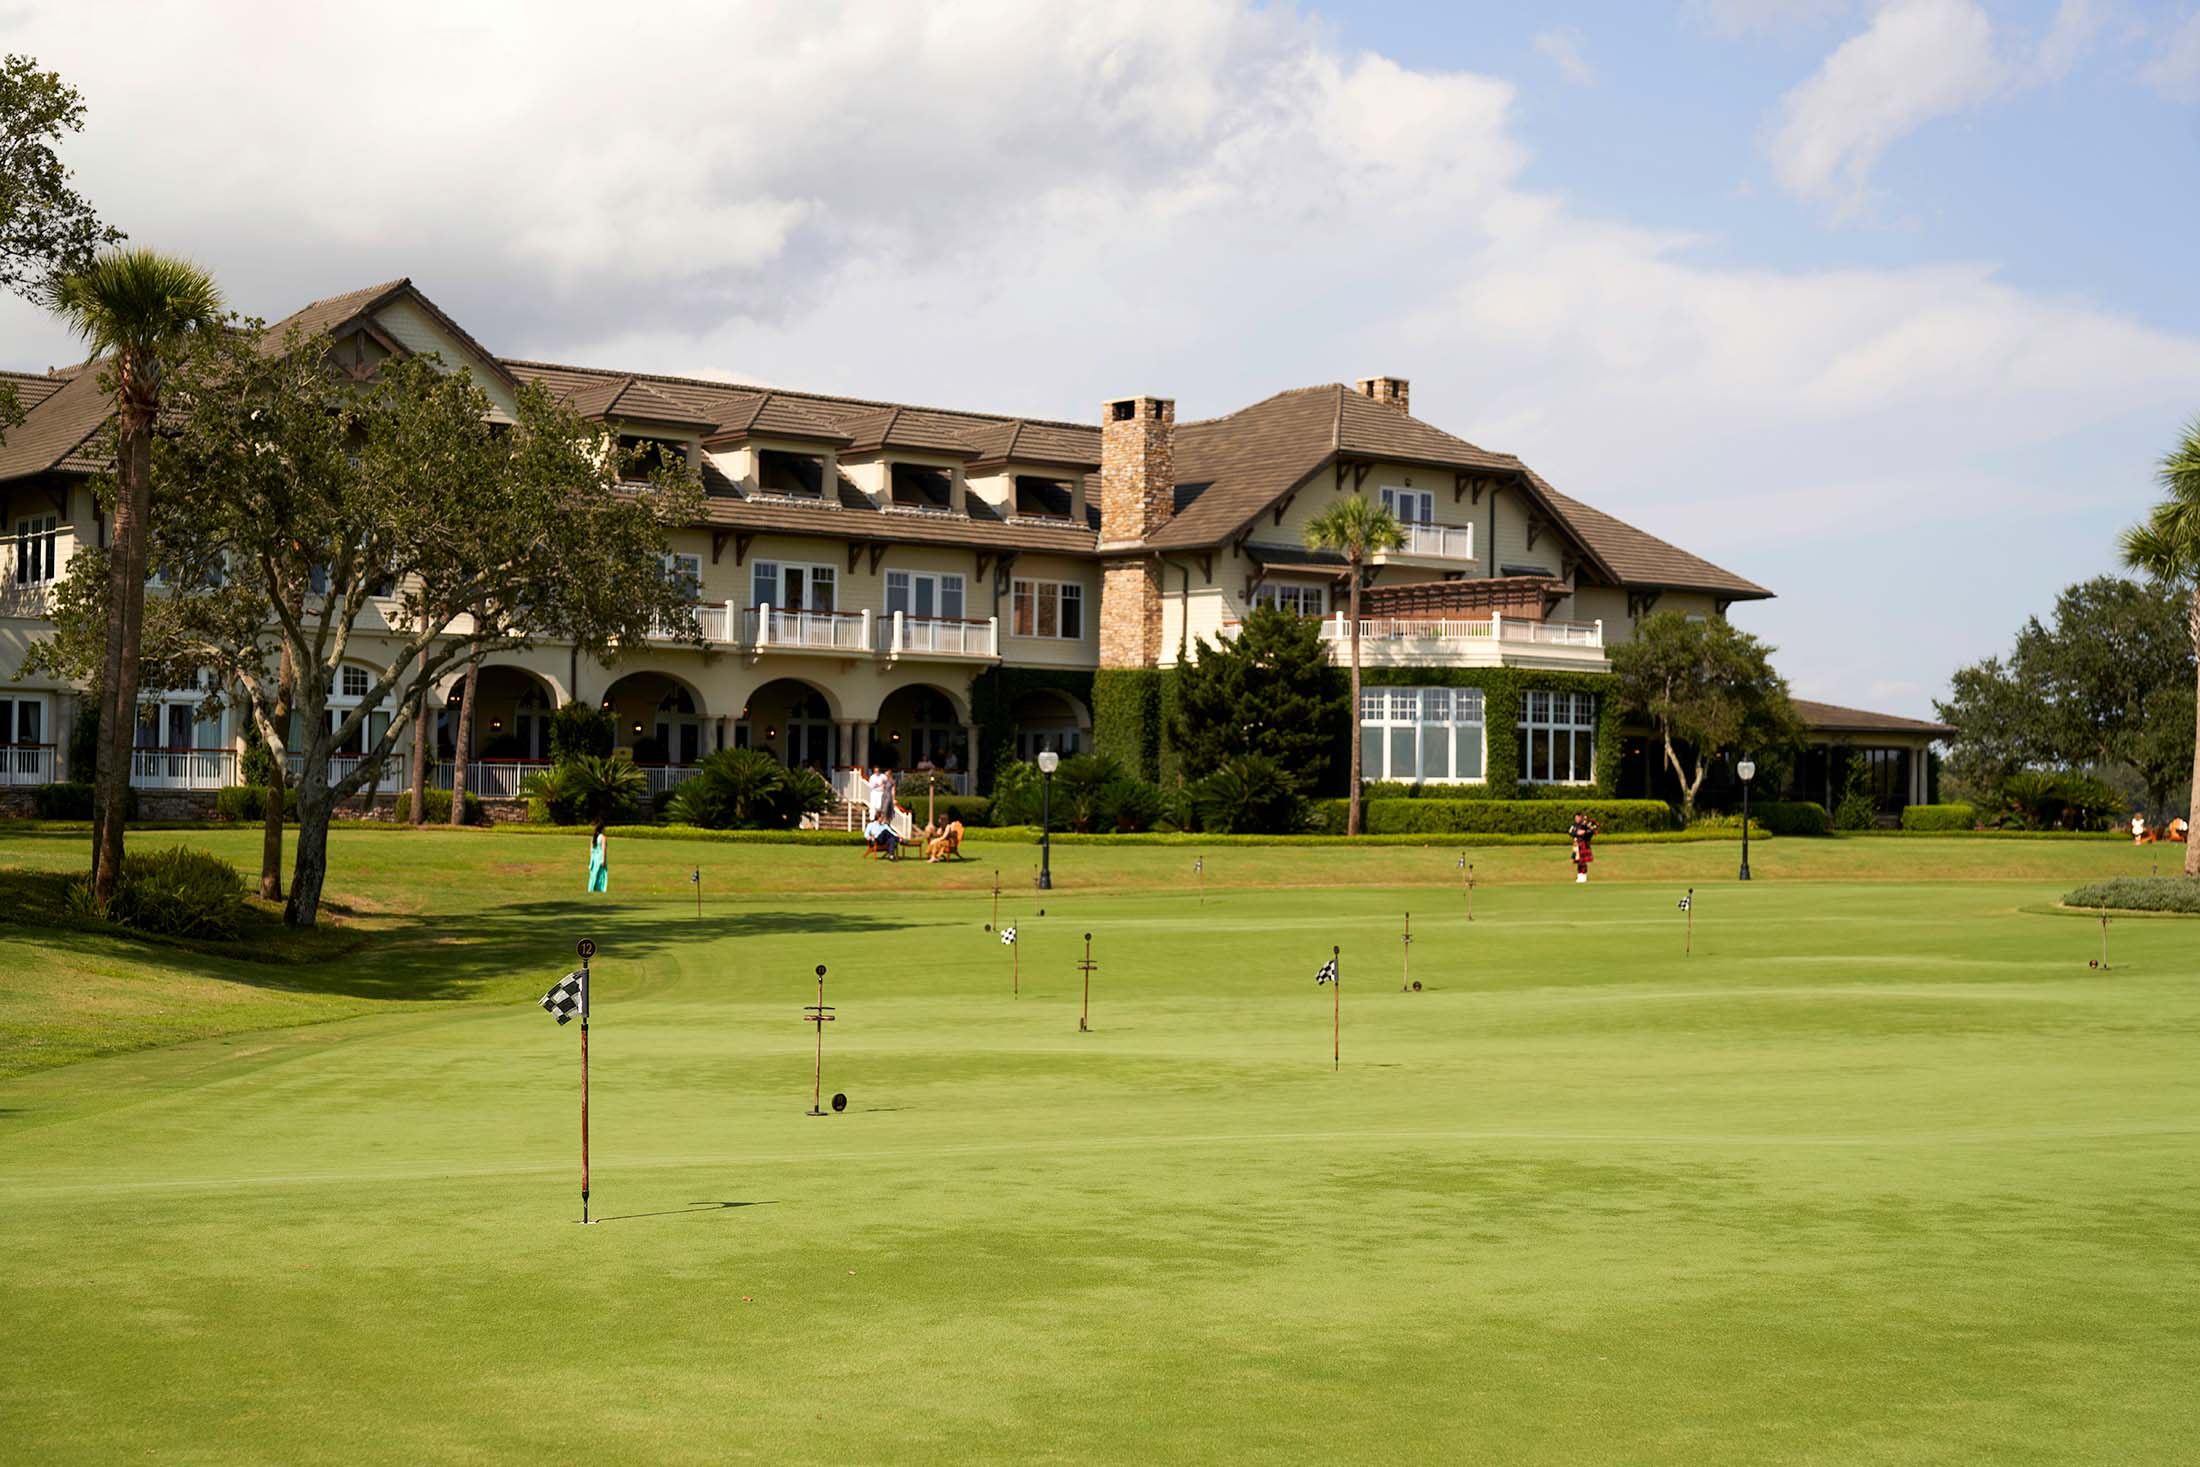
1036,749,1061,889
1736,757,1757,882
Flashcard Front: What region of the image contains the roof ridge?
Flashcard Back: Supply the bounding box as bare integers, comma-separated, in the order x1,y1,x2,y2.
502,357,1096,435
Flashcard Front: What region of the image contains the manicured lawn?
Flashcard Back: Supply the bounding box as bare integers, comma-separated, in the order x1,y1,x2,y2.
0,827,2194,1463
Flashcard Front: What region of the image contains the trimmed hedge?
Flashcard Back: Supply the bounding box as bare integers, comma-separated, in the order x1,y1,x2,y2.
32,783,139,821
1362,798,1674,836
213,786,298,823
1091,667,1168,784
1754,800,1829,836
2063,876,2200,914
1901,803,1976,832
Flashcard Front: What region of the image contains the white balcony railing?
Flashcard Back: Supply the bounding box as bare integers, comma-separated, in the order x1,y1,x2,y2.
431,759,550,801
651,601,738,644
132,747,239,791
1313,614,1603,649
745,603,871,653
641,764,701,798
880,612,998,660
0,743,57,785
1388,523,1476,560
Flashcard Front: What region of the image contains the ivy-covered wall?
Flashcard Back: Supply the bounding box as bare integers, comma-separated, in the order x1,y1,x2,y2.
1090,667,1180,784
1344,666,1623,798
968,665,1096,794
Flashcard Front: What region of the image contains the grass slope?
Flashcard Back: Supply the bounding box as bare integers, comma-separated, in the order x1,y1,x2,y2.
0,829,2194,1463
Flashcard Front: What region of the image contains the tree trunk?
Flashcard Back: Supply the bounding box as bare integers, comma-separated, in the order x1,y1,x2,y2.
1661,728,1698,822
449,655,479,826
260,641,294,900
92,395,153,906
286,770,332,927
1346,557,1363,838
409,653,431,825
2187,585,2199,878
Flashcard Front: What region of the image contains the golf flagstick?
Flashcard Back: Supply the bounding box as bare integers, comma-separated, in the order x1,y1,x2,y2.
1401,910,1412,991
1315,947,1340,1071
805,965,835,1116
1681,889,1694,955
1196,855,1205,905
988,869,1000,931
2099,908,2111,971
580,950,590,1223
1078,932,1097,1032
692,864,701,920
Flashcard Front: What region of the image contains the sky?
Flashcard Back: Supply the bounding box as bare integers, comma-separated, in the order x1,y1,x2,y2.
3,0,2197,719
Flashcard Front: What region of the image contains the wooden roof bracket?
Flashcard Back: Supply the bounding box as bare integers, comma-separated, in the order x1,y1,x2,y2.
975,551,993,584
1525,515,1544,552
1351,461,1372,493
1195,550,1214,581
868,542,888,576
1627,589,1663,618
1271,488,1298,526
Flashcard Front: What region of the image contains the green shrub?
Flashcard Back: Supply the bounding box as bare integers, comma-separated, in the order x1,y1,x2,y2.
421,787,484,825
240,739,279,790
990,760,1043,822
1900,803,1975,832
924,795,991,828
2063,877,2200,914
1832,757,1878,830
548,701,615,761
1362,798,1675,836
526,753,646,825
990,754,1163,832
69,846,247,939
1994,771,2123,831
1754,800,1829,836
34,782,93,820
662,749,831,830
213,785,299,823
1188,755,1308,834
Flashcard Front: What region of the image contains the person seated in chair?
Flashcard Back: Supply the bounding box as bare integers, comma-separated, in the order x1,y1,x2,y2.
863,815,902,860
925,820,965,864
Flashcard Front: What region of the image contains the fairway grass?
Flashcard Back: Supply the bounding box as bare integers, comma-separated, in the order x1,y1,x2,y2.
2,829,2195,1463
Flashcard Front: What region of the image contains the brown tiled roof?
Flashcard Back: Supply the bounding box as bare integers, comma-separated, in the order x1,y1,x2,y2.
964,419,1102,471
707,393,855,447
840,405,980,459
1332,388,1518,472
0,362,110,481
1,369,67,413
263,278,524,396
1531,477,1771,600
1144,387,1349,550
1792,700,1955,737
561,374,717,430
696,493,1095,555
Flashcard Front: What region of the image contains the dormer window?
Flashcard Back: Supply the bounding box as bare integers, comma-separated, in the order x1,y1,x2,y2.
758,450,825,498
890,463,953,511
618,435,683,482
1014,476,1075,520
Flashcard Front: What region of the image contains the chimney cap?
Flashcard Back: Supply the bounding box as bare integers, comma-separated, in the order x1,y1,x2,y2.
1104,395,1174,422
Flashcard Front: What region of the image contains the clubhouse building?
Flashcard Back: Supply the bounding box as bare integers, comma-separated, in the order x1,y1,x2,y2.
0,279,1948,818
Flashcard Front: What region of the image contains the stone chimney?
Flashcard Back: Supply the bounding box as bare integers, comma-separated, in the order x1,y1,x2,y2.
1099,396,1174,545
1097,395,1173,668
1356,377,1410,415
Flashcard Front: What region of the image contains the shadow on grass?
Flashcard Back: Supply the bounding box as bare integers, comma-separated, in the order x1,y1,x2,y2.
0,865,917,1005
593,1200,778,1224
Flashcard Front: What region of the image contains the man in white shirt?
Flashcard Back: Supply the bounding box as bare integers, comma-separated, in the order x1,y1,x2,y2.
866,765,894,824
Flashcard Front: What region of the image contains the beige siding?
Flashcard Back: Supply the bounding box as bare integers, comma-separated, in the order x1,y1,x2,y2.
1000,552,1099,668
370,299,521,419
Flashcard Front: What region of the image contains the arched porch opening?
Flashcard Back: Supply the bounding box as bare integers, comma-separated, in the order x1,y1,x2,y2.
737,677,844,774
1010,687,1091,763
442,665,558,761
601,670,709,766
870,683,971,775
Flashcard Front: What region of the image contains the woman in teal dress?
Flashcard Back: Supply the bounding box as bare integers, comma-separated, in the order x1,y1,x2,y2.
586,822,609,893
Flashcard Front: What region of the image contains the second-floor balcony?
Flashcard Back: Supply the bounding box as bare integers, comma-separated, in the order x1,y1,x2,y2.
1217,611,1607,670
725,603,999,663
1374,522,1476,564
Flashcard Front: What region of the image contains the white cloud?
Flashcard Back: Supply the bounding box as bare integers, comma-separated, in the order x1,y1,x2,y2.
1767,0,2002,216
1533,29,1596,86
1767,0,2107,216
0,0,2191,716
2144,9,2200,100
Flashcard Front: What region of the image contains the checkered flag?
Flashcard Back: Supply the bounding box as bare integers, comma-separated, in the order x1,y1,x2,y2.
541,970,588,1025
1676,894,1692,912
1000,926,1017,947
1194,857,1203,875
1315,955,1339,985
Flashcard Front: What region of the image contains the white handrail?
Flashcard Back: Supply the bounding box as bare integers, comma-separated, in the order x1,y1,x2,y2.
0,744,57,785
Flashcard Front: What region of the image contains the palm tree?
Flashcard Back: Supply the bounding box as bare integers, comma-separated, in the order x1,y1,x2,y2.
1304,494,1404,836
50,249,223,905
2120,413,2200,878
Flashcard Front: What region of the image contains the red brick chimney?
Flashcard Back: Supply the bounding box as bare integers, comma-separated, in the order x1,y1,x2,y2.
1356,377,1410,415
1098,395,1173,667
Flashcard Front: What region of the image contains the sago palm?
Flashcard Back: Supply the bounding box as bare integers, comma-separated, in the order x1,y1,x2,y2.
50,249,223,904
1304,494,1404,836
2119,414,2200,877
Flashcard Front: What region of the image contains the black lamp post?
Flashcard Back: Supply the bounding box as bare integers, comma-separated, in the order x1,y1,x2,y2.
1036,749,1059,890
1737,756,1756,882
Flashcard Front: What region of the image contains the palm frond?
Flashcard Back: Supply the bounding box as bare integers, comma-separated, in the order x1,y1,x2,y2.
49,248,224,359
2160,413,2200,503
1302,493,1406,559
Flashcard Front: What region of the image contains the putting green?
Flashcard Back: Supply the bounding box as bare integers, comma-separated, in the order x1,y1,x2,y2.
1,829,2194,1463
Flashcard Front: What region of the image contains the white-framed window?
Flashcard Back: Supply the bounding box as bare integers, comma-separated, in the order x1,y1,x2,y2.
1010,579,1083,640
138,680,225,752
1359,685,1484,784
662,553,702,598
751,561,835,612
886,569,965,621
1380,487,1434,524
1519,690,1596,785
1252,582,1327,617
320,664,388,757
13,515,58,584
0,692,48,746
